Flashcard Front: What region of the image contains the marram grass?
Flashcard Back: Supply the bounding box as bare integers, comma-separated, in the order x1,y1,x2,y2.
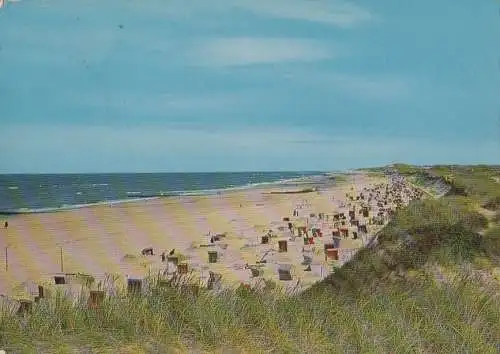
1,270,499,353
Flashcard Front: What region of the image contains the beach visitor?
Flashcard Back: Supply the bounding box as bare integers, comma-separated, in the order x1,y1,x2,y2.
4,221,7,229
161,252,166,262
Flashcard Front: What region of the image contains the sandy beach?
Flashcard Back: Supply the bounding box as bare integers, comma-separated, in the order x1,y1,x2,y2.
0,172,388,297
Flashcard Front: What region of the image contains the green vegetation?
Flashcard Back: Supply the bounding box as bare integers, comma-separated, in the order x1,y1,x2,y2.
429,165,500,204
357,166,387,173
2,165,500,353
394,164,500,205
482,196,500,211
392,163,422,175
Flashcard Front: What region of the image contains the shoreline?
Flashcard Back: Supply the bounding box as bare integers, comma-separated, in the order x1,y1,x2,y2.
0,171,384,297
0,172,334,216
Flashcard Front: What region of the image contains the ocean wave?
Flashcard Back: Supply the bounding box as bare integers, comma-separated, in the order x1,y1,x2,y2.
169,175,325,196
7,186,19,190
120,179,307,199
0,197,159,215
71,183,110,188
0,173,325,214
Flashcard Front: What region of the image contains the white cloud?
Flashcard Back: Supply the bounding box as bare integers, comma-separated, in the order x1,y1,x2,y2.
1,124,498,173
326,73,412,100
282,70,413,101
1,0,363,70
59,90,273,118
235,0,374,28
127,0,374,28
0,124,324,155
67,92,248,114
189,37,336,66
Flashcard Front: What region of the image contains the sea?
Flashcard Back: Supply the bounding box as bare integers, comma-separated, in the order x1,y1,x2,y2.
0,171,328,214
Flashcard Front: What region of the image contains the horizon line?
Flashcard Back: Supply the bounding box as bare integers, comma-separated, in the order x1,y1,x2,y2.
0,170,331,175
1,163,498,175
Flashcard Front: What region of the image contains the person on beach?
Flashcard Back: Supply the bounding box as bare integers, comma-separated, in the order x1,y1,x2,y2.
4,221,7,229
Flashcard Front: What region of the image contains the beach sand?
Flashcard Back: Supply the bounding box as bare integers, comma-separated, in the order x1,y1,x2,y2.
0,173,387,297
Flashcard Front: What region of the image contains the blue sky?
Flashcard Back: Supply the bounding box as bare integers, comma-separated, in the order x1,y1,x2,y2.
0,0,499,173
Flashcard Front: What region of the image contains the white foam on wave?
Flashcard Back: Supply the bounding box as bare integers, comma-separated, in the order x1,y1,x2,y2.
0,197,159,214
0,172,324,214
171,174,323,196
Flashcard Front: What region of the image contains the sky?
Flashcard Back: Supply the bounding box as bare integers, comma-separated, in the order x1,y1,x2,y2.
0,0,499,173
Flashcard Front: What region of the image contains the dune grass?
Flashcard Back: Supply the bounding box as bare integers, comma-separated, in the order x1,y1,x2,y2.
429,165,500,204
2,268,499,353
391,163,423,176
2,165,500,353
